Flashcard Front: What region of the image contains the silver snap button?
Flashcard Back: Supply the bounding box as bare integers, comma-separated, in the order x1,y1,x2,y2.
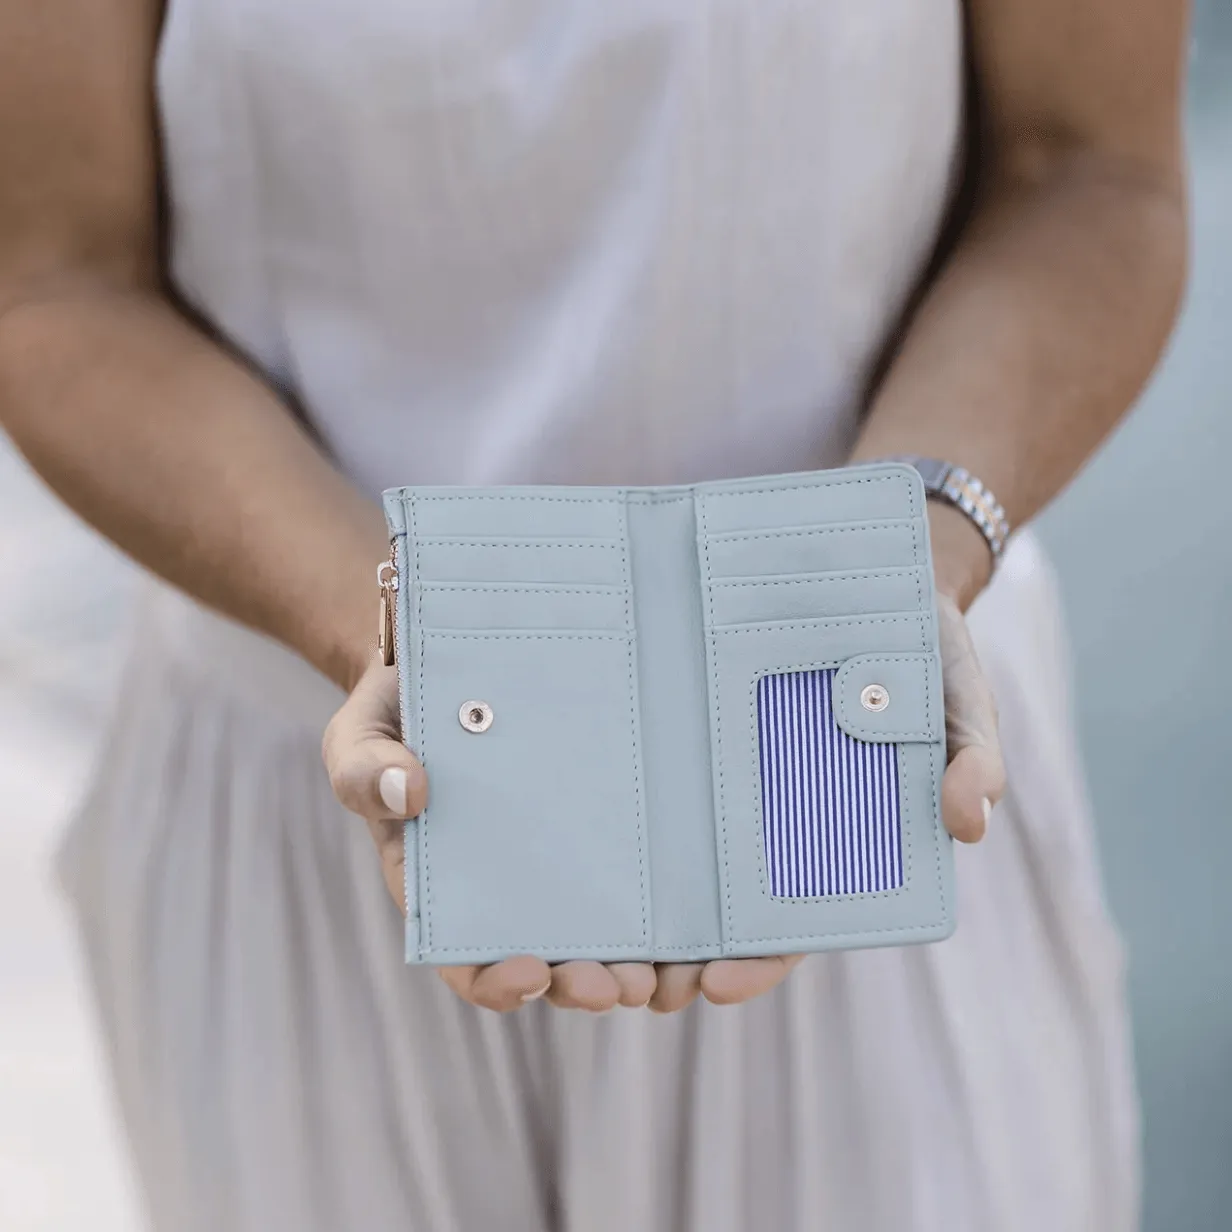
860,684,890,713
459,700,494,733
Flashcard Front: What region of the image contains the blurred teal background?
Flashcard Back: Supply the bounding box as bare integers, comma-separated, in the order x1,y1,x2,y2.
1036,10,1232,1229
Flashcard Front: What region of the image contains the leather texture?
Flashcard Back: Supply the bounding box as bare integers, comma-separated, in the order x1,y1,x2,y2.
382,463,953,964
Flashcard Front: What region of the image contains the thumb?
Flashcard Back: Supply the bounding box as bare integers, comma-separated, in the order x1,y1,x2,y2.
936,595,1005,843
322,661,428,824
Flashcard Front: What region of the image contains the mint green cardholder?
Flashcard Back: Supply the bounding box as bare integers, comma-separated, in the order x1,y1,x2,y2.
381,462,953,965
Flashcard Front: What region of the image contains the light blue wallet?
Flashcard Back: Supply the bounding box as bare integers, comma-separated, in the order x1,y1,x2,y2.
381,462,953,965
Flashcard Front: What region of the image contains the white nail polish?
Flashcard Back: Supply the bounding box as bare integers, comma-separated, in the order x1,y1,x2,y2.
379,766,408,815
982,797,993,825
521,981,551,1003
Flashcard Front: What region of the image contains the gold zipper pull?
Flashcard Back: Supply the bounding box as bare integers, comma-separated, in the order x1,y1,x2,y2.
377,553,399,666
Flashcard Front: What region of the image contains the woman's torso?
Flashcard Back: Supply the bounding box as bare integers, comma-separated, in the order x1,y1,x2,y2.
62,21,1142,1227
157,0,965,495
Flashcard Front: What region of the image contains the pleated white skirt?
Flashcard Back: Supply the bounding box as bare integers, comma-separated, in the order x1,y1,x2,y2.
57,531,1139,1231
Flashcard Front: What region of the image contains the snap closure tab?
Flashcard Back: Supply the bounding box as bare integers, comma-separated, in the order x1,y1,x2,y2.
860,684,890,713
459,700,494,733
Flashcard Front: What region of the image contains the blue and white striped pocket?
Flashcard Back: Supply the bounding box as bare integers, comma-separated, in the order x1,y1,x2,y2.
756,669,903,898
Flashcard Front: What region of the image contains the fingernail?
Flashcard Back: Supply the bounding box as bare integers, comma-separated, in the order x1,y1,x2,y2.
982,797,992,825
379,766,408,815
521,981,551,1003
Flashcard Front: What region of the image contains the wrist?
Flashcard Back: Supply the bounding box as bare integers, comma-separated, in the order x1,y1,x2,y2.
278,600,374,695
281,553,387,695
927,500,995,612
315,524,394,694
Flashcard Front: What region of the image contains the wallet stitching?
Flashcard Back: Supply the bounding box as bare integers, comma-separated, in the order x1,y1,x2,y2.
699,471,915,510
626,492,693,505
425,943,700,959
619,494,651,949
704,524,916,554
397,525,417,944
711,566,923,589
705,520,914,545
410,496,430,953
426,947,727,960
928,744,945,921
415,631,626,641
697,495,735,949
900,743,914,907
714,613,925,636
833,655,938,742
409,494,624,504
705,522,923,595
418,583,622,594
710,610,925,633
416,539,621,550
707,567,927,631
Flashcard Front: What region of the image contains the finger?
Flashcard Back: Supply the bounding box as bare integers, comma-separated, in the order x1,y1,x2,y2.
648,963,704,1014
546,961,621,1012
607,963,657,1008
941,744,1006,843
941,598,1000,758
935,595,1005,844
323,665,428,823
368,815,408,914
437,956,553,1013
937,596,1001,756
700,955,805,1006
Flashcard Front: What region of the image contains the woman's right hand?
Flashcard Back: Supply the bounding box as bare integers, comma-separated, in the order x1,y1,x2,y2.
322,659,660,1012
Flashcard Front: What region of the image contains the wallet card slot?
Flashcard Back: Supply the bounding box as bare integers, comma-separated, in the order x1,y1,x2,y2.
707,567,927,626
702,521,920,580
709,610,932,643
417,625,626,639
417,583,627,632
694,465,921,534
698,616,951,957
414,630,649,962
755,668,905,898
404,491,625,540
416,533,622,546
703,516,915,541
414,538,625,586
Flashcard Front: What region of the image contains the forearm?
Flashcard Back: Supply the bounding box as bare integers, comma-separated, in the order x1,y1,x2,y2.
851,151,1188,607
0,285,384,690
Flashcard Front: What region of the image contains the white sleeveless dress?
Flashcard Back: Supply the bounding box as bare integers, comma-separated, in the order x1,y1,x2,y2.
58,3,1139,1228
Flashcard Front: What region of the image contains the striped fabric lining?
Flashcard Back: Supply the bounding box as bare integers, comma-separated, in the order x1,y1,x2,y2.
756,668,903,897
